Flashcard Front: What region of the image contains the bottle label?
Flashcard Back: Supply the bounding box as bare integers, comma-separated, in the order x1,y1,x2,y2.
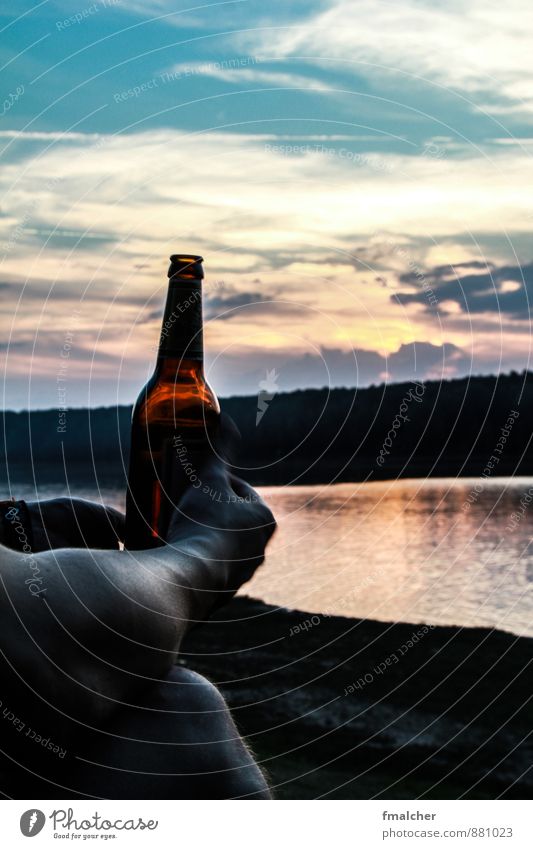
158,281,203,359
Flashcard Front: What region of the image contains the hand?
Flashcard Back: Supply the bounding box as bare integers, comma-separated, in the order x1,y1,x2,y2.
167,415,276,597
25,498,124,552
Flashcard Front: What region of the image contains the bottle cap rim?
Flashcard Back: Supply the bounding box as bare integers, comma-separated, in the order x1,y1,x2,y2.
168,254,204,278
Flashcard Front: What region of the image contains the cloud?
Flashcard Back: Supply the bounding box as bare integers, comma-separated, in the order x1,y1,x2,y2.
241,0,533,114
206,287,270,312
168,61,332,91
204,287,307,321
0,128,532,406
2,129,532,259
400,260,497,284
394,260,533,319
0,334,473,409
0,334,118,363
0,131,102,141
206,339,474,396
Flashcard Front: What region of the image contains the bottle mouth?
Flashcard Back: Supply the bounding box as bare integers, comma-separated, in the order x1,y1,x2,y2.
168,254,204,279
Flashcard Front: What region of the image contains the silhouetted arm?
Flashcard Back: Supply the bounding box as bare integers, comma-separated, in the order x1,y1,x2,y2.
0,459,275,729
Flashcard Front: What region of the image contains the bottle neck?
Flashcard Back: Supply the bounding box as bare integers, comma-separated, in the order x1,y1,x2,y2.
154,356,204,382
157,277,204,364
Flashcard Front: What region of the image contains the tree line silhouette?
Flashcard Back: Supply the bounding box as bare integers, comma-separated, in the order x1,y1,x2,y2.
1,372,532,486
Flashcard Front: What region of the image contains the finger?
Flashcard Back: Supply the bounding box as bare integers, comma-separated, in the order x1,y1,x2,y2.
180,452,232,503
228,474,266,505
168,413,240,511
229,475,277,539
47,499,124,549
213,412,241,466
80,502,125,548
166,459,232,538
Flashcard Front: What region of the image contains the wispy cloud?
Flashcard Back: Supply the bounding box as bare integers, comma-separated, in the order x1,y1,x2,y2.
168,61,332,90
240,0,533,113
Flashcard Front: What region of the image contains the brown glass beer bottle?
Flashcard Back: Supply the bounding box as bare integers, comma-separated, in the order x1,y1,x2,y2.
125,254,220,549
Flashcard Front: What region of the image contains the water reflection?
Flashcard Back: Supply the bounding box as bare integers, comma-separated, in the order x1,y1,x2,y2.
5,476,532,635
248,477,533,636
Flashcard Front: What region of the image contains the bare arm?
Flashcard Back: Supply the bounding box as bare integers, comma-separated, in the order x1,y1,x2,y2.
0,460,275,732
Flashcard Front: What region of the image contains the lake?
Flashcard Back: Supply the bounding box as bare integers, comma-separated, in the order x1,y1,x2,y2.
4,476,532,637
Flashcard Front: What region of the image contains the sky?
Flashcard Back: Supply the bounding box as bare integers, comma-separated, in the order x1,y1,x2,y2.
1,0,533,408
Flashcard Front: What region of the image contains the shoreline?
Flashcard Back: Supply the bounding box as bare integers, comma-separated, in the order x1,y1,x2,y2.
3,459,533,487
181,596,533,799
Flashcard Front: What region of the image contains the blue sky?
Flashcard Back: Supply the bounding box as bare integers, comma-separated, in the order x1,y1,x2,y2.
1,0,533,407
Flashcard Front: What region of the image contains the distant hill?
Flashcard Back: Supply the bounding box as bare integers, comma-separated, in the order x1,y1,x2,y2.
1,372,532,486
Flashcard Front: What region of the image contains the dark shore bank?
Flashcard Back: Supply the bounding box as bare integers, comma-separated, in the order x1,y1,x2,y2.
181,597,533,799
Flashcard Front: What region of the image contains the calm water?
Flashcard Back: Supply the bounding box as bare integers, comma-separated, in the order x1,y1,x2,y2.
5,477,533,636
